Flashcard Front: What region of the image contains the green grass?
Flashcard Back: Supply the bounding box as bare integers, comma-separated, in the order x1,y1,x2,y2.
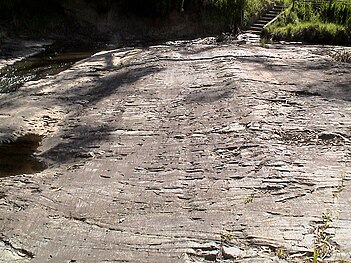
275,247,287,259
263,0,351,45
267,21,349,44
311,211,334,262
312,247,319,263
243,193,255,203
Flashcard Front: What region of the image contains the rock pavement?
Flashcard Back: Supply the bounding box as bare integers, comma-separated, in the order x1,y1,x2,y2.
0,40,350,262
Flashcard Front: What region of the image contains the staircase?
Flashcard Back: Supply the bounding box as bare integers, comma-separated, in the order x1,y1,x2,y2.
245,3,285,35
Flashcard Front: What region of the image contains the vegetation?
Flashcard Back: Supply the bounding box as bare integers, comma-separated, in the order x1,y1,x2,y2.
329,49,351,63
244,0,275,27
243,193,255,203
0,0,279,40
1,0,349,44
199,0,246,32
0,0,71,37
0,0,248,38
275,247,287,259
311,212,334,262
86,0,184,17
263,0,351,45
220,232,235,242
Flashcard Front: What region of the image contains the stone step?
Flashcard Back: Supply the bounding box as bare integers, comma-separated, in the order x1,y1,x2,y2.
257,18,273,23
270,7,284,12
265,14,278,18
269,7,283,12
250,26,264,30
271,6,284,11
244,3,287,40
254,22,268,26
265,14,279,18
245,33,261,36
264,13,279,17
245,30,262,34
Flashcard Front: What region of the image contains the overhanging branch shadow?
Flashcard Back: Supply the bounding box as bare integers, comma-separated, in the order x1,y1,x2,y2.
43,64,164,165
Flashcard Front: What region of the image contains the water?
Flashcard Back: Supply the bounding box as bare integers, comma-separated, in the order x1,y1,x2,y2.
0,134,47,178
0,43,100,177
0,43,99,93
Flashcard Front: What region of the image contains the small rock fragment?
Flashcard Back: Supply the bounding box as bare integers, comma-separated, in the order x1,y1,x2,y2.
222,246,244,259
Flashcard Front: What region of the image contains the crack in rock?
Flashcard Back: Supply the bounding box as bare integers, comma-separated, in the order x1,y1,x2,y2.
0,235,35,259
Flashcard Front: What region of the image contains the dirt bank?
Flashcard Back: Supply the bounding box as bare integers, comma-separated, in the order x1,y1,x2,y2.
0,41,350,262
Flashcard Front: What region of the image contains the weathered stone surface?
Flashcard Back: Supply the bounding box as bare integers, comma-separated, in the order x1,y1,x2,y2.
0,39,51,70
0,42,350,262
222,246,244,259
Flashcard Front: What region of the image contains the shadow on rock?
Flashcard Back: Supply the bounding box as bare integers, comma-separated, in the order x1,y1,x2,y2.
236,52,351,102
295,81,351,102
58,65,163,107
41,125,114,164
42,64,164,165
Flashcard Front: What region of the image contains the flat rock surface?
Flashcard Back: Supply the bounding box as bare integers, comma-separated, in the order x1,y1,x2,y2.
0,42,350,262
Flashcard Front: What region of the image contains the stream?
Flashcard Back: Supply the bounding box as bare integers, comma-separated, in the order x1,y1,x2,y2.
0,43,100,93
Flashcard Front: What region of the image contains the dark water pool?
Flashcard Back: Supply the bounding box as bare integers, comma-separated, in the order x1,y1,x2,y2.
0,43,99,93
0,134,47,178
